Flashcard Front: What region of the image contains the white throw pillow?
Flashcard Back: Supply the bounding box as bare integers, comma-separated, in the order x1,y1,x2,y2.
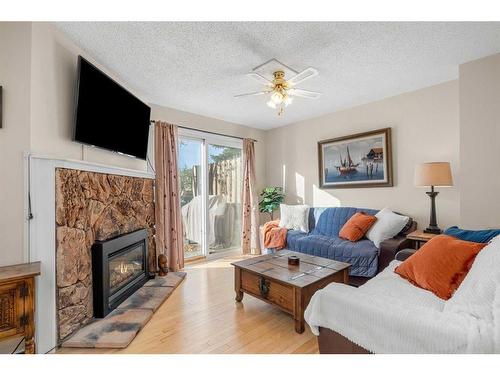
366,208,409,248
279,204,310,233
444,234,500,319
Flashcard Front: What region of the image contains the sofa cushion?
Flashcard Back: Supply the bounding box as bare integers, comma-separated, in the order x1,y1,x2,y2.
360,261,446,312
286,230,309,250
304,261,478,353
286,232,379,277
312,207,378,237
395,235,486,300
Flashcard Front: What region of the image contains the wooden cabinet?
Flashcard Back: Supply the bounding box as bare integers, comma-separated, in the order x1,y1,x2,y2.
0,262,40,354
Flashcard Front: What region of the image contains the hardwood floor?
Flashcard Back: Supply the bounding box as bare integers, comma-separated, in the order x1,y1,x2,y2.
57,254,319,354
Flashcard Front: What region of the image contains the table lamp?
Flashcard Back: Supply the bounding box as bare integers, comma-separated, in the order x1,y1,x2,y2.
414,162,453,234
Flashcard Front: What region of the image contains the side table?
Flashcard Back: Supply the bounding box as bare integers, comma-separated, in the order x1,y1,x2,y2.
406,229,439,249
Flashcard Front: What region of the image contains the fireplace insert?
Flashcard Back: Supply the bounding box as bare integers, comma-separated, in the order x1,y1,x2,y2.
92,229,149,318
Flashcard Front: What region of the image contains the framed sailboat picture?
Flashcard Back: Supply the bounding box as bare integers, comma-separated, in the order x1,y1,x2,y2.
318,128,393,189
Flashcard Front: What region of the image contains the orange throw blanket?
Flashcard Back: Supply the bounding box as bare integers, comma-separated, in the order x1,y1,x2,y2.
262,220,287,250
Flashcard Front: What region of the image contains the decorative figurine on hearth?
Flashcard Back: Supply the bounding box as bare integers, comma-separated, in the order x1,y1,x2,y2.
158,254,169,276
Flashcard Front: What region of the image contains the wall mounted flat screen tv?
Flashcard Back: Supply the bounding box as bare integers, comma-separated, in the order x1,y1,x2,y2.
73,56,151,160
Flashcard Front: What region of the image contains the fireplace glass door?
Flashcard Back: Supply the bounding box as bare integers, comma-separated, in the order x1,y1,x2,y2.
108,243,145,296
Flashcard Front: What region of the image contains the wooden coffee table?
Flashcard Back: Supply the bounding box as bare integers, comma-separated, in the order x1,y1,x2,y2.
232,250,350,333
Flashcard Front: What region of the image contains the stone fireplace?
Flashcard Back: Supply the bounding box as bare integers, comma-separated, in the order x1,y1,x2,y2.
55,168,155,342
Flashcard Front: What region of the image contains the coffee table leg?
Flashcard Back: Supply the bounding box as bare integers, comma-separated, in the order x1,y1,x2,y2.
234,267,243,302
235,290,244,302
294,318,305,334
294,288,305,333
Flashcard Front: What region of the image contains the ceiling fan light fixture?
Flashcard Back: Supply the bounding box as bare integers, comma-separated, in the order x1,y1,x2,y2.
270,91,283,104
235,62,321,116
266,100,277,109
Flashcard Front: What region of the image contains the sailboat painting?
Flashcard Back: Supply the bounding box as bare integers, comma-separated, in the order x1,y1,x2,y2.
318,128,393,188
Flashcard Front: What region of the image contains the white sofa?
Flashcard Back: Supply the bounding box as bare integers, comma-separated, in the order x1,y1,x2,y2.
304,235,500,353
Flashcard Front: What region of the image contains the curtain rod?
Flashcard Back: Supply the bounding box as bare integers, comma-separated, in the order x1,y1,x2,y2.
150,120,257,143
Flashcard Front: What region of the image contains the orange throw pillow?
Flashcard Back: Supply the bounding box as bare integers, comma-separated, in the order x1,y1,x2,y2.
339,212,377,242
395,235,486,300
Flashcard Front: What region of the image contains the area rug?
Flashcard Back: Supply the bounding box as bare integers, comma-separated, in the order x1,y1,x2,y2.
61,271,186,349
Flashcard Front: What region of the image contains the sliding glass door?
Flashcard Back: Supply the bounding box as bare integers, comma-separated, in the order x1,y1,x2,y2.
178,138,204,259
178,130,242,259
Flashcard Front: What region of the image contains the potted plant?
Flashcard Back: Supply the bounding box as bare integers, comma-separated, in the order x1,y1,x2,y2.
259,186,285,221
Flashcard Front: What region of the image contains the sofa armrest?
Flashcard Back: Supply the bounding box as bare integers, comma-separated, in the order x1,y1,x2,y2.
378,236,412,272
395,249,417,262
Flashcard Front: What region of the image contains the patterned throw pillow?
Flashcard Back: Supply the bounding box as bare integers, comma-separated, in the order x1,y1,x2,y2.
278,204,310,233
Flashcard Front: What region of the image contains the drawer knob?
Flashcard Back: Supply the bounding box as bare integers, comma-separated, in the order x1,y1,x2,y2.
258,276,270,298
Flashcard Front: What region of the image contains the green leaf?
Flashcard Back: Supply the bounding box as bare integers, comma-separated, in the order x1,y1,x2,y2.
258,186,285,216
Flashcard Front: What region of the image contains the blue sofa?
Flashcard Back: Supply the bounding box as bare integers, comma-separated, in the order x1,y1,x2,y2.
284,207,416,280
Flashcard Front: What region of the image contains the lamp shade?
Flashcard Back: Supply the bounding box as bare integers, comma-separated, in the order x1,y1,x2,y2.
415,162,453,187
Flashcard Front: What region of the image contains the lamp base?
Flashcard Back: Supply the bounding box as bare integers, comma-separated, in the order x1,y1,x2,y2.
424,227,442,235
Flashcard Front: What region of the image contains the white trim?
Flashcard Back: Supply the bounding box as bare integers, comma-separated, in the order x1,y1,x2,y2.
27,154,154,353
28,153,155,180
146,124,155,174
23,152,30,263
202,140,209,258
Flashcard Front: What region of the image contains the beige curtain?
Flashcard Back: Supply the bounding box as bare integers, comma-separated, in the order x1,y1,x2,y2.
241,139,261,255
155,121,184,271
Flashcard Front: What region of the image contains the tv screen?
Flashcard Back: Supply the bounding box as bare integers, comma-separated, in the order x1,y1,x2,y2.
73,56,151,160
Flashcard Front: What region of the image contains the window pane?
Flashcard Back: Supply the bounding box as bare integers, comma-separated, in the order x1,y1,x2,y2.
179,138,203,258
207,144,242,254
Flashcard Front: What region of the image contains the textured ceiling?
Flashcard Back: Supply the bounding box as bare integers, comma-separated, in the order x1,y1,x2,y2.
56,22,500,129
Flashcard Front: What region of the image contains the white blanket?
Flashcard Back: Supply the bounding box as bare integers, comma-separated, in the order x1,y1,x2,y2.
181,195,226,245
304,259,499,353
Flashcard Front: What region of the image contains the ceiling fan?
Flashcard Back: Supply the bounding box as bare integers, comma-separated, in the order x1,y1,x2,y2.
235,62,322,116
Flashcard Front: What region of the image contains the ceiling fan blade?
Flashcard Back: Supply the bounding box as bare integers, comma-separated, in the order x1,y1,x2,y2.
287,67,319,86
288,88,322,99
234,91,271,98
246,72,273,86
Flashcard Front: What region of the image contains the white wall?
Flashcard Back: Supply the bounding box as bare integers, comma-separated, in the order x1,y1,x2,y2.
265,81,460,229
0,22,32,266
459,53,500,229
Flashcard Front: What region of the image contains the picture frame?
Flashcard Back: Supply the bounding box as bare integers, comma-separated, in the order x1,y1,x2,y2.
318,127,393,189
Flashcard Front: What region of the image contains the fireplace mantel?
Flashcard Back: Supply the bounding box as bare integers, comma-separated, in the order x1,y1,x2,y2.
27,153,155,353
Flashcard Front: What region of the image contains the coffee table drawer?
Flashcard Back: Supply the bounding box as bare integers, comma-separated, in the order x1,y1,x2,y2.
241,270,294,312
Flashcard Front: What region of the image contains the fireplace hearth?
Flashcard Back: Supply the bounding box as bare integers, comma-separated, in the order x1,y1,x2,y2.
92,229,150,318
